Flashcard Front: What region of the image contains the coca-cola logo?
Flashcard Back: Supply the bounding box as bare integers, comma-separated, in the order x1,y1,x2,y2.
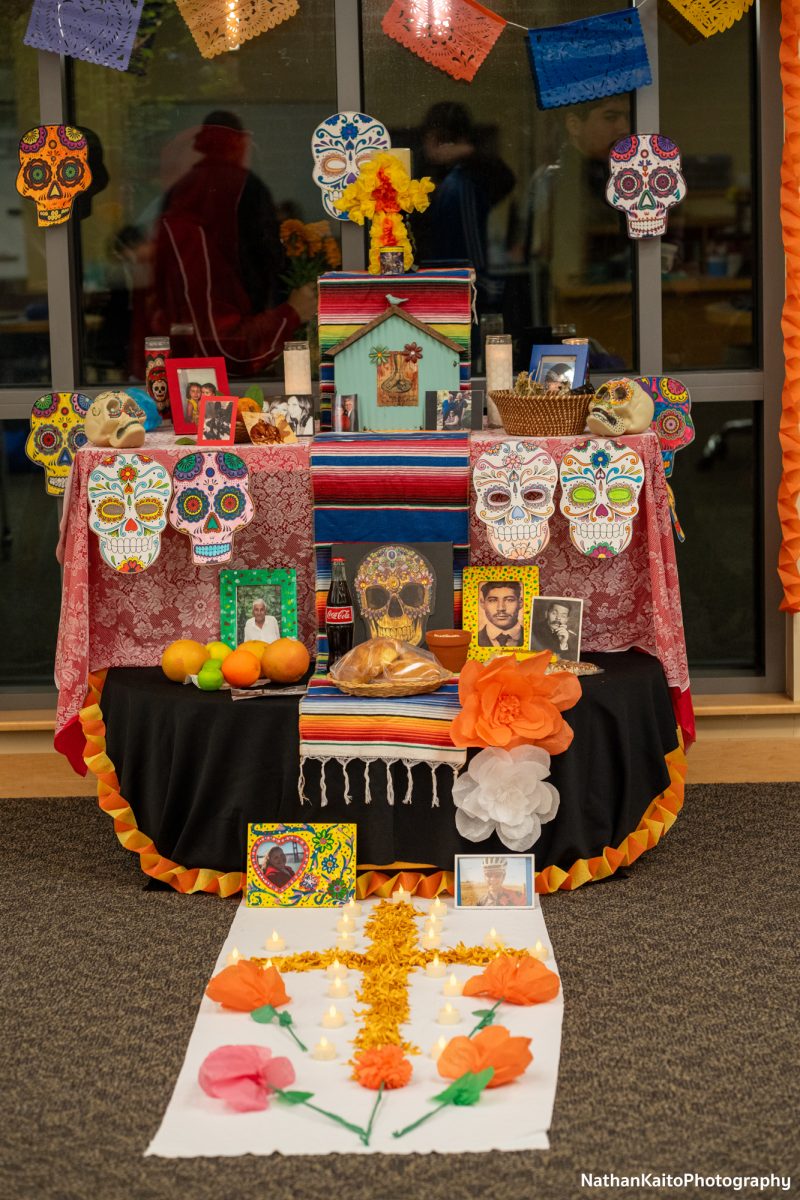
326,606,354,623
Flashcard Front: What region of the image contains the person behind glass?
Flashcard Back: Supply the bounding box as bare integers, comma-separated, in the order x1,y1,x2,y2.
477,581,523,648
530,601,578,658
148,111,316,377
243,598,280,643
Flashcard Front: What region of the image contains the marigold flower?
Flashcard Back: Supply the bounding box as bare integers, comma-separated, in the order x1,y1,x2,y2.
205,959,291,1012
463,954,560,1006
437,1026,532,1088
323,236,342,268
199,1044,295,1112
450,652,581,753
280,218,308,257
354,1044,413,1090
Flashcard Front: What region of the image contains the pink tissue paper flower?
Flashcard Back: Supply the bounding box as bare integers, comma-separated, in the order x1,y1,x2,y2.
198,1044,295,1112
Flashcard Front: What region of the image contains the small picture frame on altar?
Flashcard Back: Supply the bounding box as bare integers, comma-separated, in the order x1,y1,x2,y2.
197,396,238,446
455,854,535,909
166,357,230,435
463,565,539,663
425,390,482,431
246,822,357,908
219,568,299,650
529,343,589,393
333,394,359,432
529,596,583,660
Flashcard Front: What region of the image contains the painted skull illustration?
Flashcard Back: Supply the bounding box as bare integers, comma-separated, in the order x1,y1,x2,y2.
17,125,91,227
354,544,435,645
26,391,90,495
85,391,146,449
473,441,558,560
168,451,254,565
311,111,391,220
606,134,685,239
88,454,171,573
559,440,644,558
636,376,695,477
587,378,654,437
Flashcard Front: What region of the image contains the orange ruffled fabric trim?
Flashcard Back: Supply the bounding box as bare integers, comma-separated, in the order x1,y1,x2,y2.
80,673,685,898
779,0,800,612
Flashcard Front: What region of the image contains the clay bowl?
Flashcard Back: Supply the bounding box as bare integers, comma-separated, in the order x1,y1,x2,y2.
427,629,472,674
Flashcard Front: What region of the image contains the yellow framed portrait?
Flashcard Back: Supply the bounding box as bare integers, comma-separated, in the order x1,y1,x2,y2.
463,565,540,662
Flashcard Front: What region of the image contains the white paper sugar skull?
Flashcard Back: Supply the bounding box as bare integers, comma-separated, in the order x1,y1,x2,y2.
26,391,90,495
85,390,146,449
473,441,558,560
354,544,435,645
88,454,171,574
559,440,644,559
311,112,391,220
606,134,686,239
587,378,654,437
168,451,254,565
17,125,92,227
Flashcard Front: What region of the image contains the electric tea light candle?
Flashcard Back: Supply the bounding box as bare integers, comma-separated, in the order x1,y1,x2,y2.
431,1036,449,1060
429,896,445,918
311,1037,337,1061
225,946,241,967
442,973,462,997
485,927,504,948
421,929,441,950
321,1005,345,1029
265,930,285,952
392,885,408,904
425,954,446,978
327,976,349,1000
437,1003,461,1026
529,940,549,961
337,931,356,950
336,914,355,933
326,958,347,979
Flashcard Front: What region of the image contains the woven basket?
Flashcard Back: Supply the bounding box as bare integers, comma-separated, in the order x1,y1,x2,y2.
330,677,446,698
490,388,592,437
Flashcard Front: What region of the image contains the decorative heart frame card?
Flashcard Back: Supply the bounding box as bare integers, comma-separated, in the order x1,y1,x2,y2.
246,822,357,908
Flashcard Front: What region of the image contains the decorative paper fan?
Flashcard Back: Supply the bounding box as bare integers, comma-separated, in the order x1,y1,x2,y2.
24,0,145,72
175,0,299,60
662,0,754,38
382,0,507,83
526,10,652,111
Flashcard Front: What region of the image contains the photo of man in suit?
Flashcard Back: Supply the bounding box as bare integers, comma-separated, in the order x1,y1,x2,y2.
529,597,582,658
477,580,524,648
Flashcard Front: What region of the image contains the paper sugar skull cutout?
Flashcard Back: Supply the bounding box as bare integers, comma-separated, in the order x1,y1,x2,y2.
17,125,91,227
559,440,644,559
354,544,435,645
26,391,90,495
588,378,654,437
606,134,685,239
473,441,558,561
88,454,171,574
636,376,695,476
169,451,254,565
311,112,391,220
85,391,146,449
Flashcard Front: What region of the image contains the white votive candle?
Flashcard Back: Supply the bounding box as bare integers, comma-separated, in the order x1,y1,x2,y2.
421,930,441,950
265,930,285,952
326,958,347,980
442,973,462,997
336,914,355,933
283,340,312,396
437,1003,461,1026
321,1005,345,1029
327,977,349,999
425,954,446,979
485,334,513,428
431,1035,449,1060
429,896,446,917
225,946,242,967
485,927,504,949
529,940,549,961
337,932,356,950
311,1036,337,1061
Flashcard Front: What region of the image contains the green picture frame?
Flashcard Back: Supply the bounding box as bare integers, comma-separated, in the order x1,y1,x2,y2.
219,568,298,649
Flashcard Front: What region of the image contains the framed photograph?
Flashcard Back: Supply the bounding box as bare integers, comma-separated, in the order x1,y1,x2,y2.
219,568,298,650
425,389,482,432
241,410,297,445
463,565,540,662
166,357,230,435
529,343,589,393
455,854,535,909
246,822,357,908
529,596,584,661
197,395,238,446
263,394,314,437
333,394,359,432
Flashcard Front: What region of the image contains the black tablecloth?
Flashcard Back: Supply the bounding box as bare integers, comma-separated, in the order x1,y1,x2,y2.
101,652,679,876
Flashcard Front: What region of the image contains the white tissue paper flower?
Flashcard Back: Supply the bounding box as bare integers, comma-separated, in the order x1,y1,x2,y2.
451,745,560,852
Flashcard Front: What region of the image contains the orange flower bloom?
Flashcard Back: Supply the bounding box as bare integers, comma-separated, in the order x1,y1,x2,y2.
450,652,581,753
437,1026,532,1088
322,236,342,268
463,954,560,1006
280,218,308,258
354,1045,413,1090
205,959,290,1012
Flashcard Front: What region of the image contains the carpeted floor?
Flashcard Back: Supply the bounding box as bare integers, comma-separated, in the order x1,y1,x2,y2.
2,785,798,1200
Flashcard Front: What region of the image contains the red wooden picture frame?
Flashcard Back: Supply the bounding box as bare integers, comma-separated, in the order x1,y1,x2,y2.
166,357,230,434
196,396,239,446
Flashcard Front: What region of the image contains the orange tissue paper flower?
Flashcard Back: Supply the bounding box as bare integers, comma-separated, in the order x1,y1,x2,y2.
354,1045,413,1090
437,1026,532,1088
450,652,581,753
206,959,291,1012
463,954,560,1006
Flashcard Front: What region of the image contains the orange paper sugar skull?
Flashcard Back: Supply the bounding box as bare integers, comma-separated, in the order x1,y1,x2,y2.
17,125,92,227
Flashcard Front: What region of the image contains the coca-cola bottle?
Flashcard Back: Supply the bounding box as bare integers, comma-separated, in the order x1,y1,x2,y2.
325,558,354,668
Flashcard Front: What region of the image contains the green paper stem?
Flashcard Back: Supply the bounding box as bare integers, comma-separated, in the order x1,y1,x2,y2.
275,1089,368,1142
286,1025,308,1053
363,1081,384,1146
392,1102,448,1140
467,999,502,1038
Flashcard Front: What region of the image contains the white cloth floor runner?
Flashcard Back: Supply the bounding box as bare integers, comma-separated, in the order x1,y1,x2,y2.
147,897,563,1156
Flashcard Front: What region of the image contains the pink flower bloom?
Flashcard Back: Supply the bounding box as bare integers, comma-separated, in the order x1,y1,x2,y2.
198,1044,295,1112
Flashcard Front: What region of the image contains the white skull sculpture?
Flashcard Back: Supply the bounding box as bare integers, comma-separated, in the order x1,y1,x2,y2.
473,441,558,560
587,378,655,437
85,391,146,448
559,439,644,559
606,134,686,239
311,111,391,220
88,454,171,573
354,544,435,645
169,451,254,565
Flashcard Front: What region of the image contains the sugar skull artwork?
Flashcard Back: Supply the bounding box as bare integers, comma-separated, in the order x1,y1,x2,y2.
17,125,92,227
26,391,91,495
311,112,391,220
473,441,558,561
587,378,654,437
606,134,685,239
168,451,254,565
559,439,644,559
636,376,695,477
85,391,146,448
88,454,171,574
354,544,435,645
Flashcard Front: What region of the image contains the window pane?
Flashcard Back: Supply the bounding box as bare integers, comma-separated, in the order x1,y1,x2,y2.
362,1,635,372
72,3,337,385
659,13,757,369
0,19,51,385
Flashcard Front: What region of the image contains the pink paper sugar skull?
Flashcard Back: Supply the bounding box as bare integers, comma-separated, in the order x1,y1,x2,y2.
473,441,558,560
169,451,254,565
26,391,91,495
606,134,685,239
17,125,92,227
88,454,171,574
559,439,644,559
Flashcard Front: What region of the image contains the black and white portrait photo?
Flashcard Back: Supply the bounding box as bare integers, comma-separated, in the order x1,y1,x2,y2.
477,579,525,648
529,596,583,659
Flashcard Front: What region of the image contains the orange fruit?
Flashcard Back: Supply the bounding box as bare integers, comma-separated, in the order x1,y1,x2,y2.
261,637,310,684
239,639,269,660
221,648,261,688
161,639,209,682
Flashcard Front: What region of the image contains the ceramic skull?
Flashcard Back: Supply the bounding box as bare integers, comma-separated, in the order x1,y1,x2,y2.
311,111,391,220
88,454,171,573
606,134,685,239
85,391,146,448
16,125,91,227
354,544,435,645
168,451,254,565
587,378,654,437
26,391,90,495
559,439,644,558
473,441,558,560
637,376,695,477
